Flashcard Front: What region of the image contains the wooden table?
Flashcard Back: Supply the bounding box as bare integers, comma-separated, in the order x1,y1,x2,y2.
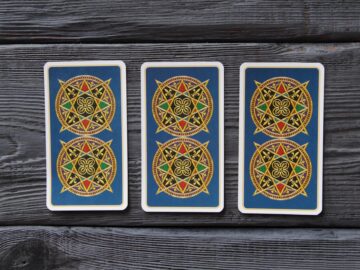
0,1,360,269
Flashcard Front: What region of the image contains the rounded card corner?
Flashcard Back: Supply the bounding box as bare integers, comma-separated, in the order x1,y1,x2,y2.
118,201,128,211
141,201,152,213
215,202,224,213
115,60,126,70
213,61,224,70
315,63,325,73
46,200,57,212
240,62,251,72
238,202,249,214
312,205,323,216
43,62,53,73
141,62,152,72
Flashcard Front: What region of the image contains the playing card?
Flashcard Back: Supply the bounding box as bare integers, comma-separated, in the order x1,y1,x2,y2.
239,63,324,215
141,62,224,212
44,61,127,211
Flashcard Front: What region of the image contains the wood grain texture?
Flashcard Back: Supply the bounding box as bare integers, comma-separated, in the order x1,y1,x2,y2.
0,43,359,226
1,0,360,43
0,226,360,269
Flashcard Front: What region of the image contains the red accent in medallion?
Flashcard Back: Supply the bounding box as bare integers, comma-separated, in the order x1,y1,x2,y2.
179,82,186,93
83,180,91,190
82,119,90,129
179,181,187,191
277,183,285,193
179,120,186,130
278,83,286,94
277,145,285,156
179,144,187,154
277,121,285,131
81,81,90,91
83,143,90,153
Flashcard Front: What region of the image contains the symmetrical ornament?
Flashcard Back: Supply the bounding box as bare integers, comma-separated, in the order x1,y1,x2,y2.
55,75,115,135
250,139,311,200
152,138,214,198
152,76,213,136
57,137,116,197
250,77,312,138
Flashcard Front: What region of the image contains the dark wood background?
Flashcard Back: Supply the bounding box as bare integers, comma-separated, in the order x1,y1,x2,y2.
0,1,360,269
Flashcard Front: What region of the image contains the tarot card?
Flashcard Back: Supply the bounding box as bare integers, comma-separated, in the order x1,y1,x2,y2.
141,62,224,212
239,63,324,215
44,61,128,211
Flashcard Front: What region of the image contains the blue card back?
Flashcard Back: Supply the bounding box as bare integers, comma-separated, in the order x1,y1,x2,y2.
142,62,224,212
239,63,324,215
45,61,127,211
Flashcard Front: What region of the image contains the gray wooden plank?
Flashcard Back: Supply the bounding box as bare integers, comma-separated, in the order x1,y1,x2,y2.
0,0,360,43
0,226,360,269
0,43,359,226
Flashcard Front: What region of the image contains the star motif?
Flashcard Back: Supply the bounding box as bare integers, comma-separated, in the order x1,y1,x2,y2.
152,138,214,198
250,139,312,200
152,76,213,136
57,137,116,197
251,77,312,138
55,75,115,135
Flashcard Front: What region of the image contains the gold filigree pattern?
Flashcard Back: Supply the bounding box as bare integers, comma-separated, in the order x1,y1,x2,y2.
152,138,213,198
250,77,312,138
152,76,213,136
55,75,115,135
250,139,311,200
57,137,116,197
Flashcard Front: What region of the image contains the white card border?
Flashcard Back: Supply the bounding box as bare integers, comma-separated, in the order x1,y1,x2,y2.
238,62,324,215
45,61,128,211
141,62,224,212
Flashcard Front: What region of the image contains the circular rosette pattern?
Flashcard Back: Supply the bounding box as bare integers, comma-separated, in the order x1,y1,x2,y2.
152,76,213,136
55,75,115,135
250,139,312,200
152,138,214,198
57,137,116,197
250,77,312,138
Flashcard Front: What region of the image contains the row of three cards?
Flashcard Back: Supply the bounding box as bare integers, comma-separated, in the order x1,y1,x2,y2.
45,61,324,215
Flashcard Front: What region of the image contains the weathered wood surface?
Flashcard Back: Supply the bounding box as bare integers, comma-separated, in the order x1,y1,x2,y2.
0,43,359,226
1,0,360,43
0,227,359,269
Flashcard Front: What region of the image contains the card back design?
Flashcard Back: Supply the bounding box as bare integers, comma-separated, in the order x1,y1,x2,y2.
152,137,213,198
45,61,127,211
152,76,213,136
57,137,116,197
250,139,311,200
250,77,312,138
142,62,224,212
239,63,324,215
56,75,115,135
